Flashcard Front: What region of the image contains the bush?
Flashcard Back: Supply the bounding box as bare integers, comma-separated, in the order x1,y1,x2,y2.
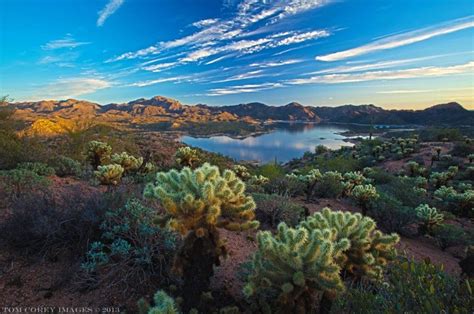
263,176,304,197
255,162,285,180
252,193,306,228
370,192,418,235
378,176,428,208
313,171,345,198
332,259,473,313
1,189,104,257
51,155,82,177
0,168,50,201
17,161,55,176
81,198,178,291
433,224,472,250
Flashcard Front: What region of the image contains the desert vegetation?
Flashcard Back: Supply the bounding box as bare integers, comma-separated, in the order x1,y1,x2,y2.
0,104,473,313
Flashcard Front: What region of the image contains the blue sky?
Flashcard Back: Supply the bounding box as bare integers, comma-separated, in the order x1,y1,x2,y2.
0,0,473,109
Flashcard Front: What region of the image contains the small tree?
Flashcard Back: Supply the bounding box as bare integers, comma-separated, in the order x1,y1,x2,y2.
144,163,259,310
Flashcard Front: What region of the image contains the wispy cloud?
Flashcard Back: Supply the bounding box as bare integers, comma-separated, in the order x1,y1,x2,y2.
142,62,178,72
250,59,303,68
316,16,474,61
31,78,111,100
108,0,331,63
42,35,90,50
128,75,192,87
206,82,283,96
376,89,432,94
288,61,474,84
97,0,124,27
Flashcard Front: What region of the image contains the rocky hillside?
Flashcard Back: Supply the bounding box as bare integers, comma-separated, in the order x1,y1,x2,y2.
7,96,473,126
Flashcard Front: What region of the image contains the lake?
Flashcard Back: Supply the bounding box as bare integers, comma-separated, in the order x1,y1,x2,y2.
181,123,354,163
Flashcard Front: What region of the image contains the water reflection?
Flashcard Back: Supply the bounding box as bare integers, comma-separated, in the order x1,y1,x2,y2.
181,123,353,163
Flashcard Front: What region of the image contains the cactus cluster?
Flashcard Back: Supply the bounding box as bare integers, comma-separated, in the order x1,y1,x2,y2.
94,164,124,185
415,204,444,234
405,161,426,177
299,208,399,280
232,164,251,180
434,186,474,217
248,174,269,186
174,147,200,168
244,223,348,313
86,140,112,169
350,184,379,215
430,166,458,188
245,208,399,312
111,151,144,173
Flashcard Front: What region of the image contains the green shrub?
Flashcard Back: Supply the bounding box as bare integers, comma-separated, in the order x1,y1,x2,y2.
263,176,304,197
81,199,177,291
370,193,418,235
17,162,55,176
50,155,82,177
313,171,345,198
256,162,285,180
252,193,306,228
332,259,473,313
433,224,472,250
0,168,50,200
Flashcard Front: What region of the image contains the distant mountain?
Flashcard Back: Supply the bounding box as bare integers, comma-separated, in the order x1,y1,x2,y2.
7,96,474,126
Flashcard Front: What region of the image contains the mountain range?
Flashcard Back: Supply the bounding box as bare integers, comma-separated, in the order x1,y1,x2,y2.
7,96,474,127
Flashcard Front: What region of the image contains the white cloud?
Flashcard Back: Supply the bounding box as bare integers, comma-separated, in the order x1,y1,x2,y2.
212,70,265,83
192,18,220,28
97,0,124,27
128,75,191,87
42,36,90,50
108,0,331,62
250,59,303,68
142,62,178,72
31,78,111,100
376,90,432,94
206,82,283,96
316,16,474,61
287,61,474,84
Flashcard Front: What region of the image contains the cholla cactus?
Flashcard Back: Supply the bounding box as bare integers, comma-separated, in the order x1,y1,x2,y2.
434,186,474,217
415,204,444,234
144,163,258,310
111,152,144,173
350,184,379,215
248,174,269,186
406,161,425,177
287,169,323,200
144,163,258,234
232,164,251,180
342,171,371,195
174,147,200,168
414,176,428,189
434,147,442,160
468,154,474,163
299,208,399,280
86,140,112,169
243,223,349,312
94,164,124,185
430,167,458,188
138,290,180,314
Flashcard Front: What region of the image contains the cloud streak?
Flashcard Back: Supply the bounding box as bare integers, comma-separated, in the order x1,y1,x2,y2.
288,61,474,84
97,0,124,27
316,16,474,61
31,78,111,100
42,35,90,50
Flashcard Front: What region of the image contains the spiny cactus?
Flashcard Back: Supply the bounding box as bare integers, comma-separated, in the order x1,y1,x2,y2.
434,186,474,217
415,204,444,235
144,162,258,234
430,167,458,188
232,164,251,180
144,163,258,310
248,174,269,186
138,290,180,314
299,208,399,280
244,223,349,313
287,169,322,200
406,161,425,177
342,171,371,195
469,153,474,163
86,140,111,169
350,184,379,215
174,146,200,168
94,164,124,185
111,151,143,173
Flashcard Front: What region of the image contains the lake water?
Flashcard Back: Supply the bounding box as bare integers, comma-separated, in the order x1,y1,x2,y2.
181,123,354,163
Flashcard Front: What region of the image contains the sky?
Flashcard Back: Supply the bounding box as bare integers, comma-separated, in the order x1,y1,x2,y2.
0,0,473,109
